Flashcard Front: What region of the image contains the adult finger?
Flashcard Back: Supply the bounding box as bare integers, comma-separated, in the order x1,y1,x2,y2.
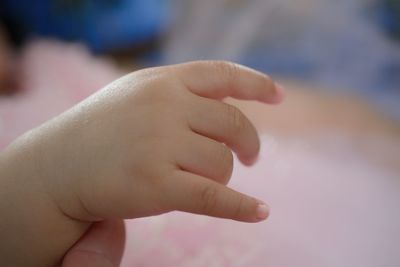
61,220,125,267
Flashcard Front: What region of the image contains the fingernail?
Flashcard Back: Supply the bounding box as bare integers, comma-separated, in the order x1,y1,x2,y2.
256,203,270,221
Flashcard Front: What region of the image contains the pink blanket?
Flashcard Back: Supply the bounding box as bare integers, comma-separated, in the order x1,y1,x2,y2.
0,40,122,149
1,40,399,267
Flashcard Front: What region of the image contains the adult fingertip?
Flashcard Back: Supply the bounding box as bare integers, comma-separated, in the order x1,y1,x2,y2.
62,220,125,267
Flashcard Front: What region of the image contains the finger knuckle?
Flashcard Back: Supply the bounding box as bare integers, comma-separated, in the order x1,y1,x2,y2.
212,61,239,84
200,186,218,214
232,194,245,220
226,104,246,136
217,145,234,181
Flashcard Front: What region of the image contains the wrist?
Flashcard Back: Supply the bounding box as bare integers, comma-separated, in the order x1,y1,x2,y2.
0,130,90,266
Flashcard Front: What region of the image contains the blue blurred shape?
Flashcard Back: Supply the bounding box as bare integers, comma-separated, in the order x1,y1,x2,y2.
376,0,400,39
0,0,169,52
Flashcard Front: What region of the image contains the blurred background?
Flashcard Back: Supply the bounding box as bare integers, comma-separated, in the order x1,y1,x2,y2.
1,0,399,156
0,1,400,266
0,0,399,120
166,0,400,121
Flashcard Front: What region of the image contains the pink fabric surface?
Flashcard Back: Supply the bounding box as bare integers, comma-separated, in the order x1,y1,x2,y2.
0,40,122,149
1,40,399,267
122,136,400,267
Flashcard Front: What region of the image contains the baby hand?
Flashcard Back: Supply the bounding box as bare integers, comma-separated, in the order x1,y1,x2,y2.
33,61,284,223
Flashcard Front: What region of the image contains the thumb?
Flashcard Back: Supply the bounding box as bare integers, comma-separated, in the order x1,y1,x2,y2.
62,220,125,267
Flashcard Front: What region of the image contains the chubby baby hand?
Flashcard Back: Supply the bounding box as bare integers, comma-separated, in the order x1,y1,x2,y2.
33,61,284,224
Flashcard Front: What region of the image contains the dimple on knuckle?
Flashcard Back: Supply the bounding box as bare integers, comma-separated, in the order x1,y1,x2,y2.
200,186,218,214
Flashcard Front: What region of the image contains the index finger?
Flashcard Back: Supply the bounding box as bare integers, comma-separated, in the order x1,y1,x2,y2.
172,60,284,104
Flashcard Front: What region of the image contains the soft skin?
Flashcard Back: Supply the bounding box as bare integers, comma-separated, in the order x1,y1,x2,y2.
0,61,284,266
